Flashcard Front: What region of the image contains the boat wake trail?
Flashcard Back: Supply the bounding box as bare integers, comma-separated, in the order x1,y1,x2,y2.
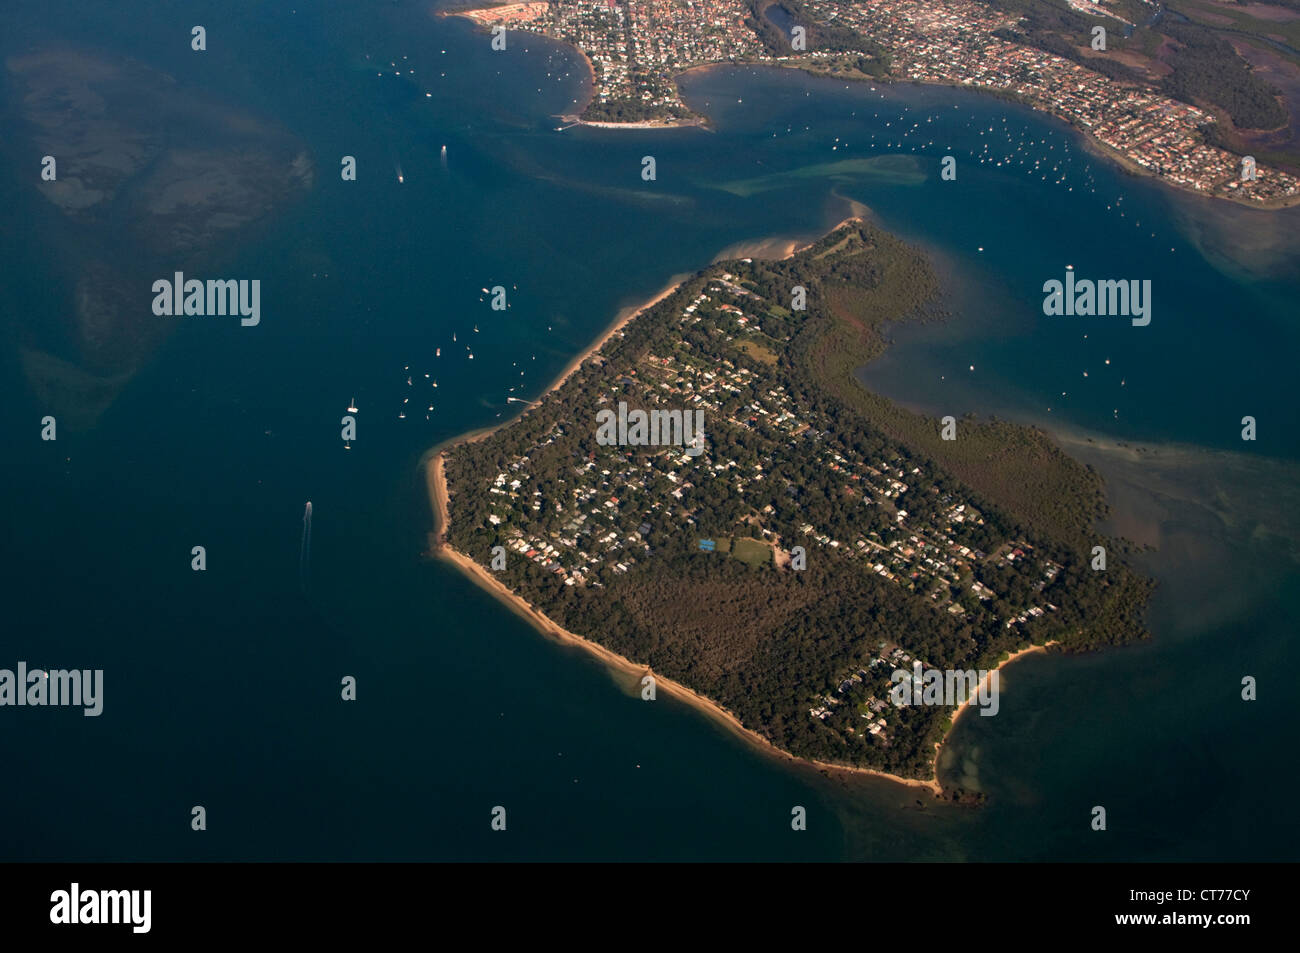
300,501,312,593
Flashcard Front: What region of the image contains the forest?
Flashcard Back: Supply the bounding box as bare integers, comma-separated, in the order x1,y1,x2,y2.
980,0,1287,131
580,98,693,123
747,0,892,76
1159,21,1288,132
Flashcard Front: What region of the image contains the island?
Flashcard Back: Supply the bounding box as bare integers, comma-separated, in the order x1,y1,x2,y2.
427,218,1153,795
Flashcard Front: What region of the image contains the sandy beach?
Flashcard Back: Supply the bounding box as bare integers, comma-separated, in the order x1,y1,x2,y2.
428,442,943,795
562,116,708,131
532,214,864,400
429,215,860,451
544,278,689,397
948,641,1060,730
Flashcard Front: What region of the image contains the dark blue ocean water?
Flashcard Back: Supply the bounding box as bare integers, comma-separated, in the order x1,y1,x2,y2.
1,0,1296,860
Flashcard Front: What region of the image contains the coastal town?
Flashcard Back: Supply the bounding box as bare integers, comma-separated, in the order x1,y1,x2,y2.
800,0,1299,203
444,230,1089,760
455,0,765,122
450,0,1299,204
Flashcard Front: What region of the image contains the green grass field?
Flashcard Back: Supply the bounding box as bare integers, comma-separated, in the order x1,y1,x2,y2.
731,537,774,566
736,336,779,365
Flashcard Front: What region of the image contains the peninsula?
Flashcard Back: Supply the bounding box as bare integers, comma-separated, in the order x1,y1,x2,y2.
444,0,1300,207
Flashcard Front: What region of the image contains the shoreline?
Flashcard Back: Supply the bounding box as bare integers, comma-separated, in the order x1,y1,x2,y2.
949,641,1060,730
427,443,944,795
442,4,711,130
532,213,865,405
558,114,710,131
440,0,1297,209
543,277,690,399
422,215,1063,796
707,60,1300,209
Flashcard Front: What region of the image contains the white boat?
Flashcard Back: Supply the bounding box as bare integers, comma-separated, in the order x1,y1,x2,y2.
347,397,358,413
